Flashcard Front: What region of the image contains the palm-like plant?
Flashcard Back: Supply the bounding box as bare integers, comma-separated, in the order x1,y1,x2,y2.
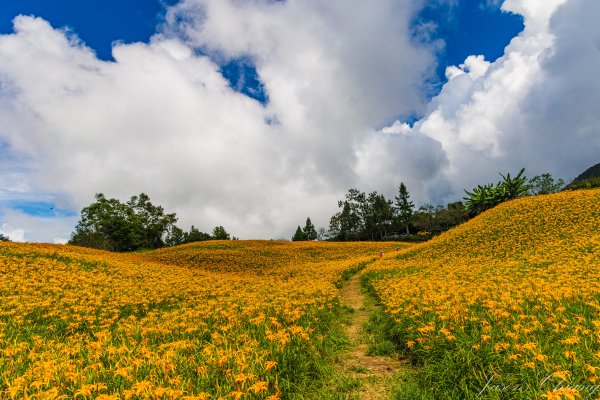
464,183,495,217
464,168,528,217
499,168,528,200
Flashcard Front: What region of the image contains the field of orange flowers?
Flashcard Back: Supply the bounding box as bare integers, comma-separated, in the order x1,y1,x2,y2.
365,189,600,399
0,239,404,399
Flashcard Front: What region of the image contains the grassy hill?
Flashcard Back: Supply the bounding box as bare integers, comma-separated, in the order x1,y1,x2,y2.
1,189,599,399
566,162,600,189
365,189,600,399
0,239,406,399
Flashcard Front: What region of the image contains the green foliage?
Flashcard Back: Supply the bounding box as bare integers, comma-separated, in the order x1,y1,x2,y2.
211,225,231,240
0,233,10,242
292,225,307,241
292,218,318,241
566,161,600,189
328,189,394,241
567,176,600,190
69,193,177,252
409,202,465,234
527,173,565,195
166,225,212,246
303,217,318,241
186,225,212,242
394,182,414,235
464,168,528,217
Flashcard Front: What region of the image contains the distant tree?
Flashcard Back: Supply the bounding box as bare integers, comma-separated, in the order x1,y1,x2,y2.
292,226,306,241
211,226,231,240
329,200,361,241
165,226,185,247
302,217,317,241
364,192,393,240
69,193,177,252
528,173,565,195
186,225,212,243
394,183,414,235
0,233,10,242
127,193,178,250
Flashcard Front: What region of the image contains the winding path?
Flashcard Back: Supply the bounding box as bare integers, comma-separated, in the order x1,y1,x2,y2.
338,274,405,399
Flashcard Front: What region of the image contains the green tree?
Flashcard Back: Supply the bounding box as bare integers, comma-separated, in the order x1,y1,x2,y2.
364,192,393,240
127,193,178,249
302,217,317,241
292,225,307,241
528,173,565,195
185,225,211,243
211,226,231,240
165,226,185,247
0,233,10,242
394,182,414,235
329,200,361,241
69,193,177,251
464,168,528,217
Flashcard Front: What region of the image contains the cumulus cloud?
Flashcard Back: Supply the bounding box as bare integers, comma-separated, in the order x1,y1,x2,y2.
1,0,598,242
384,0,600,202
0,1,436,241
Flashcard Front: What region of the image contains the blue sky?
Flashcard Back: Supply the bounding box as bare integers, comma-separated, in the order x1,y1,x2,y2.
2,1,594,242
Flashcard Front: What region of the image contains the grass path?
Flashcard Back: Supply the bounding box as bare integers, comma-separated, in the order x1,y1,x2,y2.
335,273,407,399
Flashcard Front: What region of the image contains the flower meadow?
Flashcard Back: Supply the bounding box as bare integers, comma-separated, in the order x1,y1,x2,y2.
0,240,404,399
365,189,600,399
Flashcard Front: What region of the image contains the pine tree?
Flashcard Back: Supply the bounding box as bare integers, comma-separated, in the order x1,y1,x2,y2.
302,217,317,240
292,226,306,241
395,182,414,235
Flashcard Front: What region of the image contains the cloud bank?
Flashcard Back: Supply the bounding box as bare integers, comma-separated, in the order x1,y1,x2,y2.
0,0,598,242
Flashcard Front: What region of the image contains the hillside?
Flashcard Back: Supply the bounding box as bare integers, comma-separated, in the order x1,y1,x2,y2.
0,239,407,399
365,189,600,399
2,190,599,399
566,161,600,189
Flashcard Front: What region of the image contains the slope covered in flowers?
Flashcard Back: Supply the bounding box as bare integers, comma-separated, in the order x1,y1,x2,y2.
0,240,405,399
366,189,600,399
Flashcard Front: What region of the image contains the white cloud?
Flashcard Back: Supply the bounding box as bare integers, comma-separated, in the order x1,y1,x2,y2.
0,2,436,241
1,0,598,242
0,223,25,242
0,210,76,243
382,0,599,202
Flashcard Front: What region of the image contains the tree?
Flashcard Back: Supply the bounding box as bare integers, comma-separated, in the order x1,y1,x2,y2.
186,225,211,243
127,193,178,249
329,200,361,241
528,173,565,195
394,183,414,235
165,226,185,247
464,168,528,217
302,217,317,241
364,192,393,240
292,226,306,241
0,233,9,242
212,226,231,240
69,193,177,252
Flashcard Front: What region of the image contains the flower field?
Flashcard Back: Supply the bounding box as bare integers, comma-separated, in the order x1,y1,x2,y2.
365,189,600,399
0,240,404,399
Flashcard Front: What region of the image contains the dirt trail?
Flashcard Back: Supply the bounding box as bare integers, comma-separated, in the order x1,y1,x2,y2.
338,274,404,399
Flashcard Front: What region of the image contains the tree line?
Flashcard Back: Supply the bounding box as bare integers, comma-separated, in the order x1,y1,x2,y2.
291,170,565,241
68,193,234,252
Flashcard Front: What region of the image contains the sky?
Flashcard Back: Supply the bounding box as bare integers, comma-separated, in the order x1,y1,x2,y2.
0,0,598,243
